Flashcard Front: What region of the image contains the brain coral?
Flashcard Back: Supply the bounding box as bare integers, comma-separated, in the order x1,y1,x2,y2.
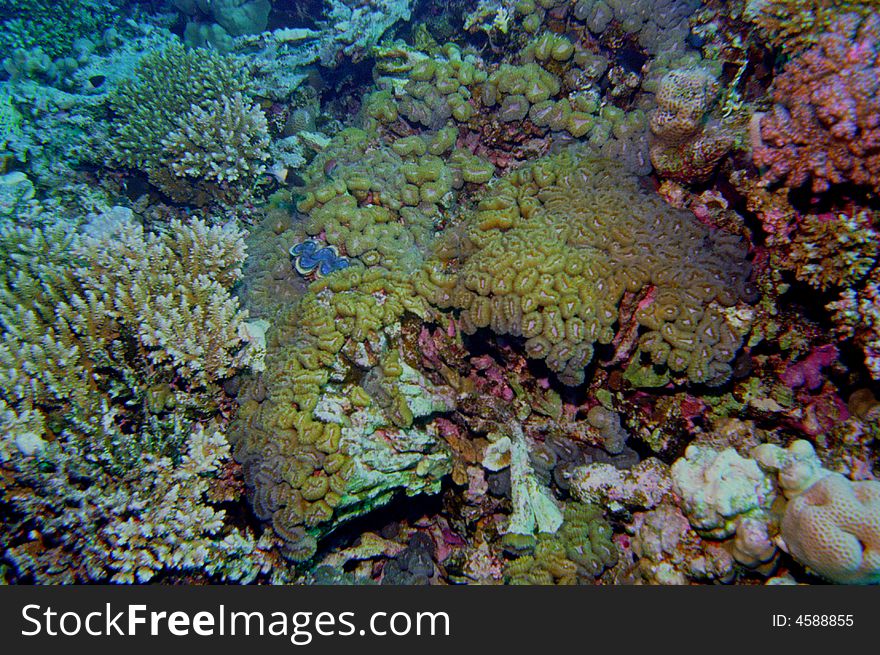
781,473,880,584
416,151,754,386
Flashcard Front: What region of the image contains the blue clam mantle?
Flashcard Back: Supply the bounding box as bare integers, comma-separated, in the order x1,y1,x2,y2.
289,239,352,277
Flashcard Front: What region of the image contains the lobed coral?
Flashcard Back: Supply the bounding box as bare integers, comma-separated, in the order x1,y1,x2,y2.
630,502,736,584
671,444,776,539
174,0,272,51
503,502,617,584
230,267,454,560
573,0,701,54
754,12,880,194
781,474,880,584
416,150,754,386
371,38,651,173
295,127,484,272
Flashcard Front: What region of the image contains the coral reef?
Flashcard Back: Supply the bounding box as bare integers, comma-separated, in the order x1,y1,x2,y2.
1,0,878,589
0,207,255,463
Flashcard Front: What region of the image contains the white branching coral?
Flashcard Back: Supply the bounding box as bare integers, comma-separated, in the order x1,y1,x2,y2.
74,212,251,388
0,207,275,582
105,43,269,207
157,93,271,206
99,426,267,583
2,419,276,583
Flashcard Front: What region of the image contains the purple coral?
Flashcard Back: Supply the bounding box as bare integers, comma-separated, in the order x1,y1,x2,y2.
754,13,880,193
781,344,839,391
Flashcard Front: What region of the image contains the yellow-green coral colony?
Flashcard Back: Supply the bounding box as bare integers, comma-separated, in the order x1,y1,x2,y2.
504,502,618,584
416,150,754,386
370,35,608,139
231,262,445,560
231,120,486,559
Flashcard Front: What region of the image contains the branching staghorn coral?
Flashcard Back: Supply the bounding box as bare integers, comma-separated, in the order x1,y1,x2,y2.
0,0,119,60
765,205,880,379
156,92,270,207
828,269,880,379
0,207,269,582
0,208,253,471
75,212,252,389
746,0,880,54
786,209,877,291
105,43,269,206
2,422,274,583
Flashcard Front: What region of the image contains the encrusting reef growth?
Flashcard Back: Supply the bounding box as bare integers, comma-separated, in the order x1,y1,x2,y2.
0,0,878,585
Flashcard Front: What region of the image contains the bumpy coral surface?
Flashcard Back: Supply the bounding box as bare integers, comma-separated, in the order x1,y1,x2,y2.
755,12,880,193
503,502,617,584
417,150,754,386
649,66,734,183
782,473,880,584
672,445,776,538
